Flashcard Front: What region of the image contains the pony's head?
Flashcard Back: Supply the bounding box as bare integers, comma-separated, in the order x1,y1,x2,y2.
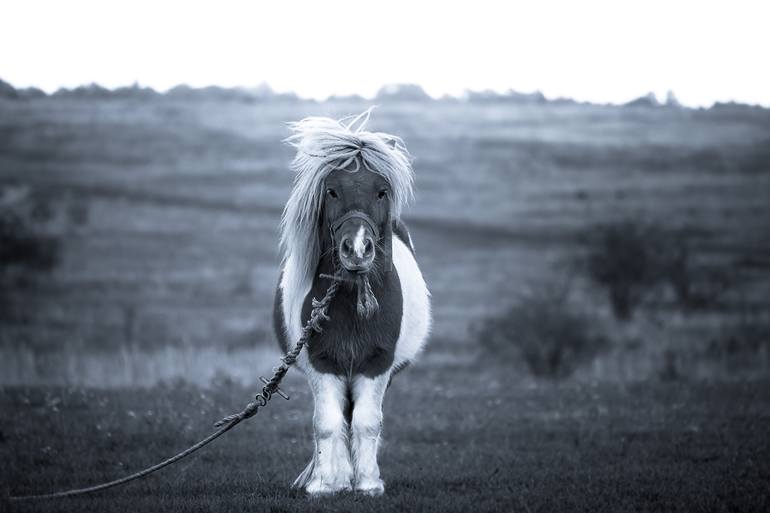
323,163,389,275
281,108,414,313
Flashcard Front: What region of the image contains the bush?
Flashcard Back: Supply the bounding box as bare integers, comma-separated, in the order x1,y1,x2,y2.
581,220,733,320
583,221,667,320
475,282,607,379
0,186,61,293
0,212,59,272
653,229,737,310
706,307,770,364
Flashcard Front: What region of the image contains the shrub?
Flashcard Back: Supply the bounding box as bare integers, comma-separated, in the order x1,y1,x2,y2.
0,187,61,293
580,220,733,319
0,212,59,272
668,259,736,310
652,228,737,310
475,282,607,379
706,307,770,365
582,221,666,320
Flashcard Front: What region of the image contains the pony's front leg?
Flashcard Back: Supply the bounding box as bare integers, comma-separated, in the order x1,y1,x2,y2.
351,372,390,496
299,372,353,495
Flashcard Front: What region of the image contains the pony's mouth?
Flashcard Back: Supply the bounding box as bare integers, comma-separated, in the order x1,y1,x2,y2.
331,210,379,275
329,210,382,318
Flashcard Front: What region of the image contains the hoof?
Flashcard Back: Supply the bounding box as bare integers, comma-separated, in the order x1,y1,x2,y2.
305,478,353,497
355,477,385,496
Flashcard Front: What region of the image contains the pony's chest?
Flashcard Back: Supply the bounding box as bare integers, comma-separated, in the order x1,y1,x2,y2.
302,274,403,377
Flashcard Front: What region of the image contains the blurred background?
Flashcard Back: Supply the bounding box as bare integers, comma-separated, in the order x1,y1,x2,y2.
1,2,769,510
1,91,769,387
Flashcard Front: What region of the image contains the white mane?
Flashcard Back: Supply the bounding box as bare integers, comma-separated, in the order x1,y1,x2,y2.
280,108,414,288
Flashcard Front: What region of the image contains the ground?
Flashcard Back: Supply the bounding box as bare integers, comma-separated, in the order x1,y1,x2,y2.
3,365,769,512
1,97,770,512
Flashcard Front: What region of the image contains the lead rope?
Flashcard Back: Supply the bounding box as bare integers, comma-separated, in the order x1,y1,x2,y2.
8,274,341,503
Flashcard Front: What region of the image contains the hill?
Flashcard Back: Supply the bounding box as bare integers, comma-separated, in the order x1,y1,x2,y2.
0,95,769,386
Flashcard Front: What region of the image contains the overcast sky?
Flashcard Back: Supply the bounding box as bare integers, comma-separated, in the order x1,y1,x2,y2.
1,0,768,107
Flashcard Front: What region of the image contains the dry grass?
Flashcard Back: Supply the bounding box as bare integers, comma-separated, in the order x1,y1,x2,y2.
3,367,770,513
1,97,769,511
0,97,769,383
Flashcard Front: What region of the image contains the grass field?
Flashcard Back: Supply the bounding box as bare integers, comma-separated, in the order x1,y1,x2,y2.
1,96,770,511
1,97,769,385
4,369,770,512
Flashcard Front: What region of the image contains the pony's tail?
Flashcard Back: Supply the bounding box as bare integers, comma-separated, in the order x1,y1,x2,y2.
292,458,316,489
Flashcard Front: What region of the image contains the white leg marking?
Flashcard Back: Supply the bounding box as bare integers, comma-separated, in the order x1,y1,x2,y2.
281,237,431,496
353,225,366,258
301,372,353,495
351,373,390,496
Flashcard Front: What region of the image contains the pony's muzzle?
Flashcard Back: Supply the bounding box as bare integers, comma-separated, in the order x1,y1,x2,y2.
339,233,375,273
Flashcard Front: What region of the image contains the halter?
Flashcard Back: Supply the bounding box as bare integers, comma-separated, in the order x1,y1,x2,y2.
330,210,381,241
328,209,392,273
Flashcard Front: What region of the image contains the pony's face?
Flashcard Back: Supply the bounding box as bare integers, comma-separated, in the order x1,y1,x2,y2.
322,166,391,276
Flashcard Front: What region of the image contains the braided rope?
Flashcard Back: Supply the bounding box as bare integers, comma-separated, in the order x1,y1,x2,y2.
214,276,339,426
9,274,340,503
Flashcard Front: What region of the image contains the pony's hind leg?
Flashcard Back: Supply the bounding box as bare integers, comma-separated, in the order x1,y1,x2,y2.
294,372,353,495
351,372,391,496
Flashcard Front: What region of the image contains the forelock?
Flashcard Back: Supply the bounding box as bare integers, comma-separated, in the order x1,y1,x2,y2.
279,108,414,284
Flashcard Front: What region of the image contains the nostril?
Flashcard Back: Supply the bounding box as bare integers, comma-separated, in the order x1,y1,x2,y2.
341,239,353,257
364,239,374,257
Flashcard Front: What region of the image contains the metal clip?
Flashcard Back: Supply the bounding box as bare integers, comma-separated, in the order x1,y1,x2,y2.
259,376,290,400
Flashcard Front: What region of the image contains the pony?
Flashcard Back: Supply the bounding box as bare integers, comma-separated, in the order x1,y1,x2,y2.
273,108,431,496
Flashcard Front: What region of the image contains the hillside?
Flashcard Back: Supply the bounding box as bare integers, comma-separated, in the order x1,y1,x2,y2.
1,96,769,386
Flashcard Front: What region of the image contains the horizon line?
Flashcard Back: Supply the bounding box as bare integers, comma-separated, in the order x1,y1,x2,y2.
1,77,767,110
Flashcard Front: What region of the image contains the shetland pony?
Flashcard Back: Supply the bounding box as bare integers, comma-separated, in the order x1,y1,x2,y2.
273,109,431,496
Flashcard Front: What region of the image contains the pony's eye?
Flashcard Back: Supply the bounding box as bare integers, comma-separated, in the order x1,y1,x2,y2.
377,190,388,200
326,188,338,199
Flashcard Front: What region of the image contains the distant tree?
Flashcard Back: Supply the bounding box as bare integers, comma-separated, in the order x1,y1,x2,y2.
53,83,112,99
0,78,18,98
661,241,736,310
327,93,367,103
581,220,736,319
583,221,667,320
475,279,607,378
376,84,432,102
665,90,681,108
165,84,294,102
17,87,47,99
113,82,159,99
0,187,61,296
624,92,660,108
464,88,546,104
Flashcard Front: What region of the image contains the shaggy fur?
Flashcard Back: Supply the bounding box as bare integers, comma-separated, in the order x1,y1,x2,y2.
280,108,415,296
274,110,430,496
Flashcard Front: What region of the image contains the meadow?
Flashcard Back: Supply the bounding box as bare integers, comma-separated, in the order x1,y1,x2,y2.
3,369,770,512
1,96,768,384
1,95,769,510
